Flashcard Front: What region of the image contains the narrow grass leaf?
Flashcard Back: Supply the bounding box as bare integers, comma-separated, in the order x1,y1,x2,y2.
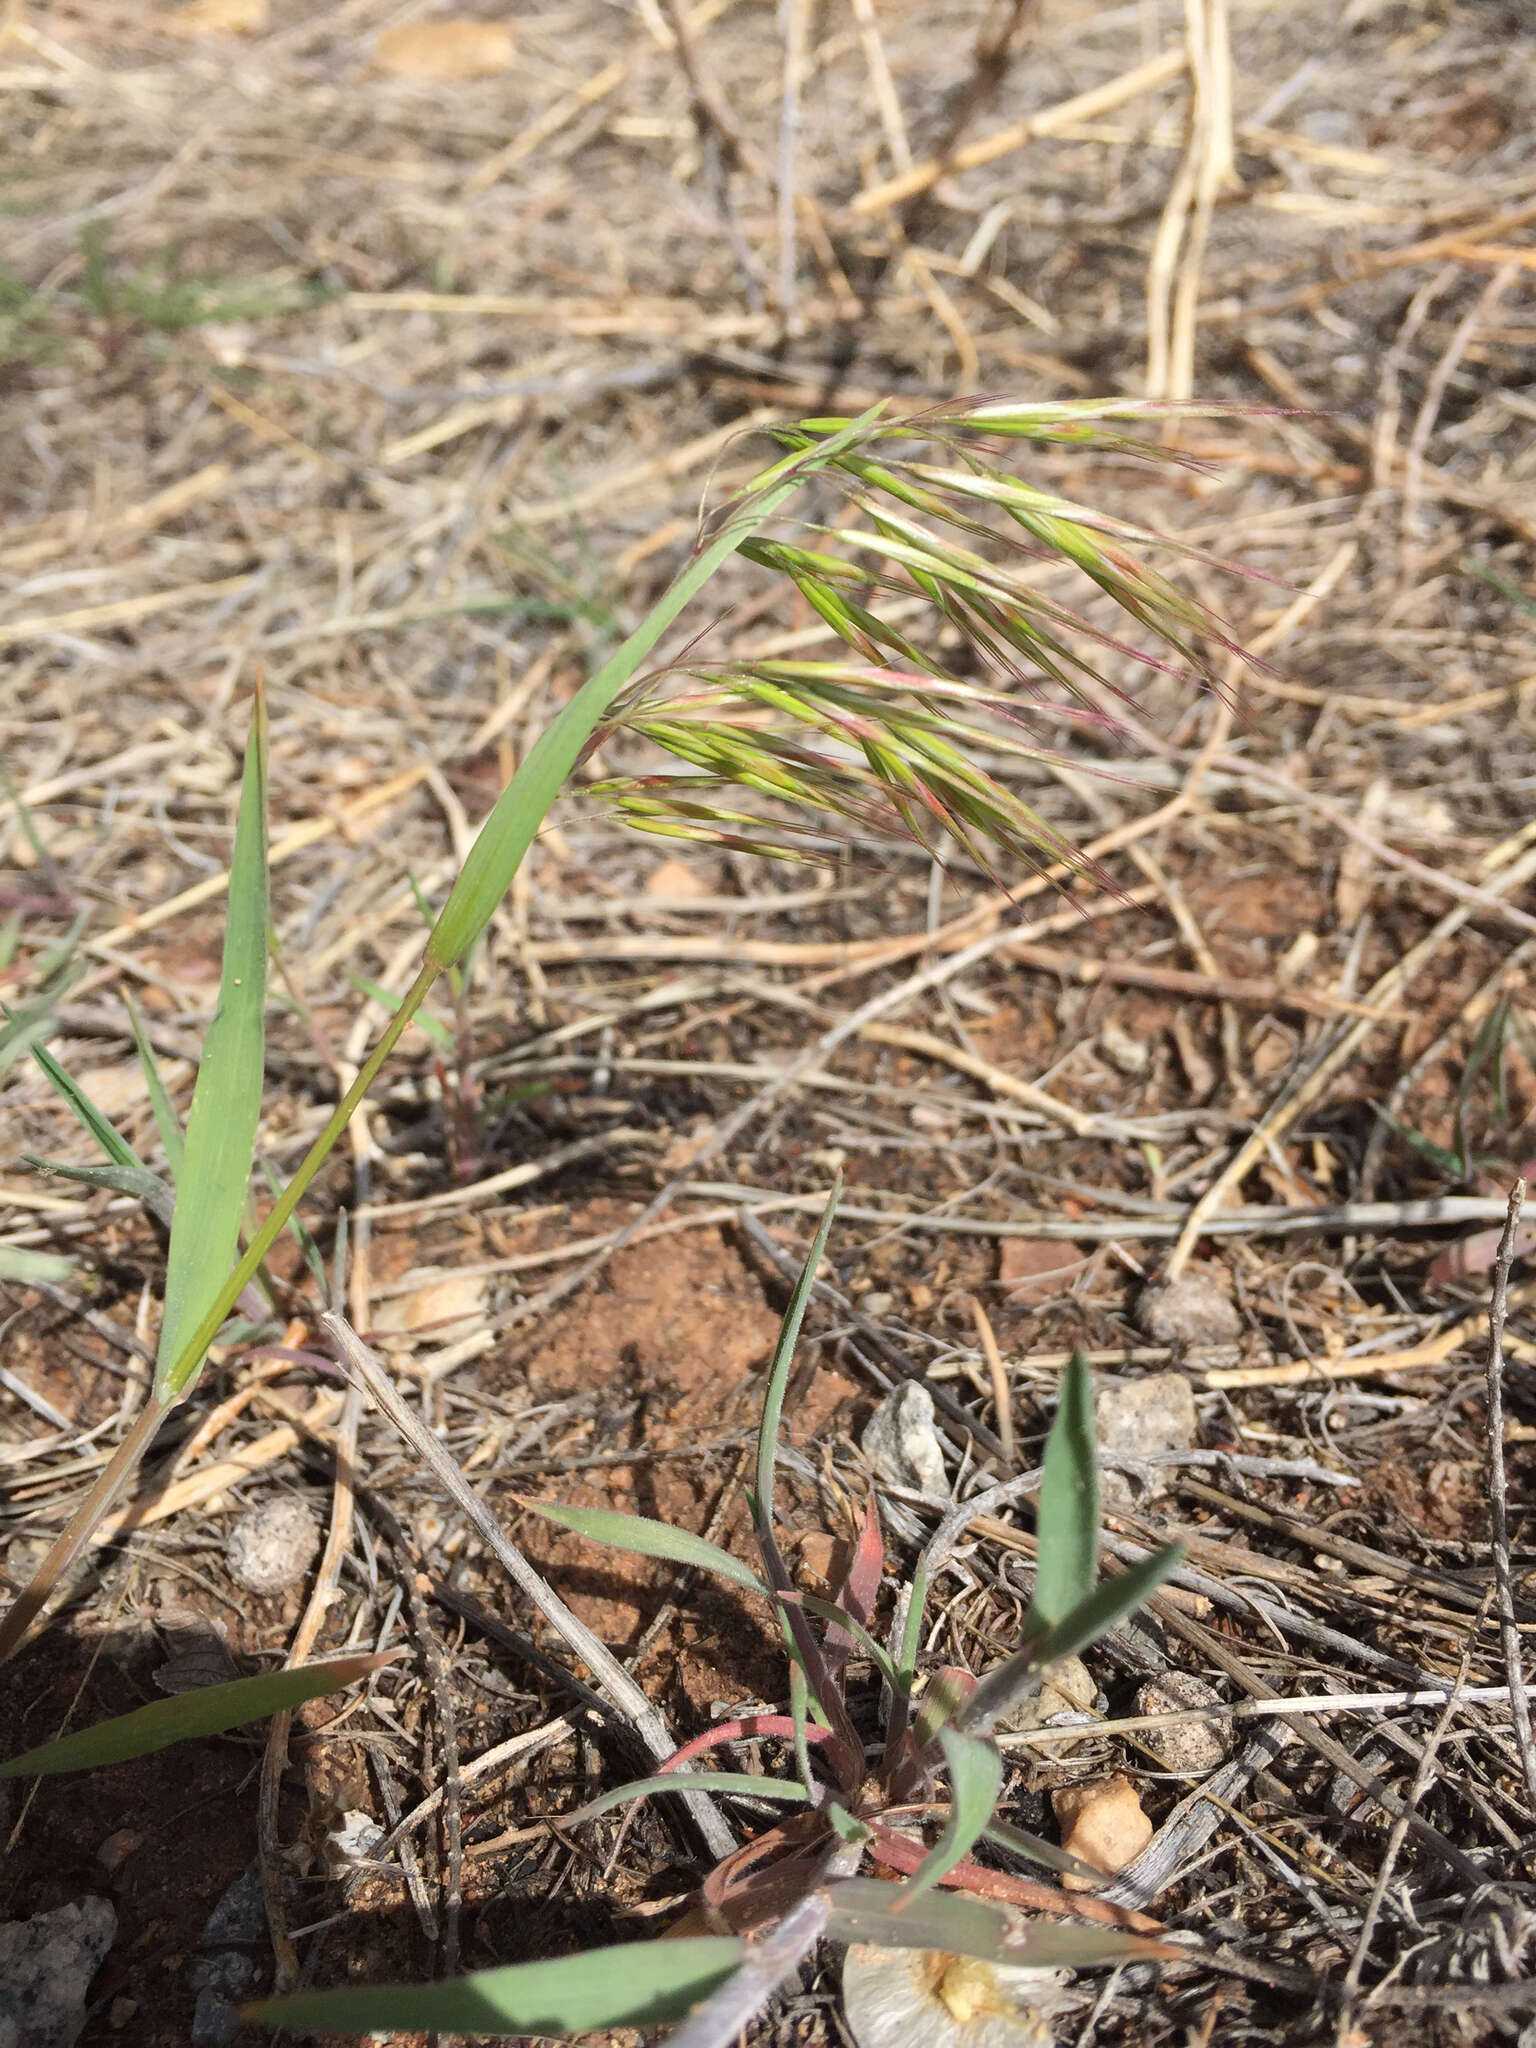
755,1180,838,1524
124,992,185,1177
891,1724,1002,1911
346,974,455,1050
246,1937,746,2037
823,1878,1017,1960
155,690,269,1402
823,1876,1174,1966
0,1654,389,1778
959,1544,1186,1738
23,1157,174,1231
0,1248,75,1284
1030,1352,1097,1626
983,1816,1107,1884
570,1772,810,1824
29,1042,142,1170
521,1499,767,1595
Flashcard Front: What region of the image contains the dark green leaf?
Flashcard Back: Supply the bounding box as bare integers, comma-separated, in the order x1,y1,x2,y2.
29,1041,143,1171
0,1655,388,1777
246,1937,745,2036
1031,1352,1098,1626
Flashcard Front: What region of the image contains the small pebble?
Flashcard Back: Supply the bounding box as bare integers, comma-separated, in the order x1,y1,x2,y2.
1053,1775,1153,1888
861,1382,947,1497
1135,1266,1241,1347
1096,1373,1197,1500
1136,1671,1231,1775
225,1497,320,1596
1098,1024,1150,1077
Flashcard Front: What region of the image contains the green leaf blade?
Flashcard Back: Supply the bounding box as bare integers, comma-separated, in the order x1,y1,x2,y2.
755,1180,839,1523
892,1724,1002,1911
0,1654,388,1778
246,1937,746,2037
1031,1352,1098,1627
570,1771,810,1824
29,1041,143,1171
521,1499,768,1595
155,692,269,1402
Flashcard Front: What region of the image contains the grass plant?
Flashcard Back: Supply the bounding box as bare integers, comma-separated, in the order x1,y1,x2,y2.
4,398,1243,2037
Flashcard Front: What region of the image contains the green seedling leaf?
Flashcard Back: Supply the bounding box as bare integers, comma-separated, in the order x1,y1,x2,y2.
823,1875,1176,1967
983,1816,1106,1884
1031,1352,1098,1627
521,1499,768,1596
156,690,269,1402
569,1772,810,1824
826,1801,872,1846
791,1590,901,1691
913,1667,977,1749
23,1157,174,1231
824,1878,1020,1961
958,1544,1186,1738
247,1936,746,2037
0,1247,75,1284
123,993,185,1178
753,1181,838,1524
1370,1106,1465,1180
346,974,455,1051
261,1159,327,1295
0,1653,389,1778
892,1723,1002,1911
29,1042,143,1170
1,993,69,1078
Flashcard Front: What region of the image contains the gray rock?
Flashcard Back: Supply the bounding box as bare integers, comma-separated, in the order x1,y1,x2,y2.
1135,1268,1241,1348
1136,1671,1231,1775
1097,1025,1150,1078
225,1496,320,1595
1096,1373,1197,1501
995,1654,1099,1744
861,1383,947,1497
0,1898,116,2048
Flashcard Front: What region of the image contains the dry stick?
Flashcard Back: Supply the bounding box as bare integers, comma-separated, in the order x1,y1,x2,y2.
966,1293,1015,1470
775,0,806,330
1007,1682,1536,1750
1214,758,1536,941
1400,262,1520,563
1164,838,1536,1277
659,0,764,175
258,1381,362,1996
850,44,1187,216
847,0,912,174
1155,1602,1490,1892
320,1313,737,1864
514,913,1098,1333
1484,1181,1536,1817
1337,1623,1483,2040
1358,938,1536,1202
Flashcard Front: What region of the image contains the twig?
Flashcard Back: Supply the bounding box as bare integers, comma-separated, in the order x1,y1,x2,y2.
1166,839,1536,1275
850,46,1187,216
1338,1621,1483,2037
258,1380,362,1995
775,0,805,329
321,1312,737,1863
966,1293,1015,1470
1483,1181,1536,1815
